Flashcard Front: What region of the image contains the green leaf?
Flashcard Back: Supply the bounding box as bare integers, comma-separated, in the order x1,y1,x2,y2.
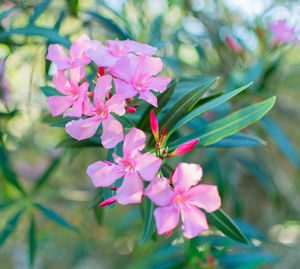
159,78,217,133
0,7,14,21
56,137,101,148
137,80,177,131
0,146,25,194
168,96,276,150
0,26,71,48
88,188,103,210
206,209,248,244
0,109,18,119
112,114,135,129
0,201,15,211
140,197,156,245
28,216,36,268
208,133,265,147
0,209,24,247
29,0,51,24
168,83,252,137
34,203,77,232
50,117,77,127
40,86,64,97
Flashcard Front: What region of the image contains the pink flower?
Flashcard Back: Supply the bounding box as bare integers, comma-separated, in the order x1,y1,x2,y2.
225,35,244,54
145,163,221,238
87,128,162,205
46,34,91,79
47,70,89,117
112,54,171,107
65,74,125,148
269,20,298,45
84,38,157,68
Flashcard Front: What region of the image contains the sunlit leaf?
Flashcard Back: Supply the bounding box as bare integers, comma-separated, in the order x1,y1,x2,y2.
208,133,265,147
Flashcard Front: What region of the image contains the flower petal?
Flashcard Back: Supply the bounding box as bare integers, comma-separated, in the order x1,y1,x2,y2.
52,70,72,95
93,74,112,107
123,127,146,159
145,177,174,206
101,114,123,149
127,40,157,55
135,153,162,181
148,77,171,93
110,55,134,82
172,163,203,193
46,44,71,70
138,90,157,107
116,171,143,205
154,205,180,235
46,95,73,117
184,185,221,213
180,204,208,239
87,161,123,187
70,34,90,60
65,116,100,140
114,78,136,99
106,93,126,116
139,55,163,77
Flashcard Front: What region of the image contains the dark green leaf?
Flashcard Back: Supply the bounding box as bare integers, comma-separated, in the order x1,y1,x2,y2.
168,96,276,150
88,188,103,210
0,209,24,247
56,137,101,148
34,203,77,231
28,216,36,268
0,109,18,119
208,133,265,147
112,114,135,129
206,209,248,244
29,0,51,24
0,7,14,21
140,197,156,245
40,86,64,97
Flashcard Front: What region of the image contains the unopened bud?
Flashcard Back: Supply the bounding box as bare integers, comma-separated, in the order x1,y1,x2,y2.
98,66,105,76
167,139,199,158
150,110,159,144
127,106,136,114
99,195,117,207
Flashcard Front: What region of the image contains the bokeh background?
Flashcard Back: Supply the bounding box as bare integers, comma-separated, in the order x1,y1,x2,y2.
0,0,300,268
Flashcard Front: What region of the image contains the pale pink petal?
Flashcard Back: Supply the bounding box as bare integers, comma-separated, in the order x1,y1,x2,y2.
127,40,157,55
65,116,100,140
184,185,221,213
84,40,117,67
70,66,84,83
172,163,203,193
180,204,208,238
154,205,180,235
135,153,162,181
138,90,157,107
148,77,171,93
70,34,90,60
106,93,126,116
112,152,122,163
87,161,123,187
145,177,174,206
116,171,143,204
101,114,123,149
46,95,73,117
140,55,163,77
46,44,71,70
93,75,112,107
123,127,146,159
109,55,134,82
52,70,72,95
114,78,136,99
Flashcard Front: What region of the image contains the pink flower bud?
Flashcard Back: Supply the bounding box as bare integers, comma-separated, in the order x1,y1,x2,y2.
225,35,243,55
167,139,199,158
99,196,117,207
159,127,167,145
127,106,136,113
98,66,105,76
150,110,159,143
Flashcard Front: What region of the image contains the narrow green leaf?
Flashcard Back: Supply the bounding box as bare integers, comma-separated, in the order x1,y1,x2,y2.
0,109,18,119
28,216,36,268
0,201,15,211
0,7,14,21
208,133,265,147
112,114,135,129
206,209,248,244
168,83,252,136
159,78,217,132
88,188,103,210
56,137,101,148
40,86,64,97
168,96,276,150
0,209,24,247
140,197,156,245
29,0,51,24
34,203,77,232
0,26,71,48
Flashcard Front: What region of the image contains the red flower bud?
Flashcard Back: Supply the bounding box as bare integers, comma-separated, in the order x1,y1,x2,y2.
167,139,199,158
99,196,117,207
127,106,136,113
98,66,105,76
150,110,159,143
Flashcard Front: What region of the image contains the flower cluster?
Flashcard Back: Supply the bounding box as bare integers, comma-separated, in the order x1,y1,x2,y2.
46,35,221,238
269,20,298,45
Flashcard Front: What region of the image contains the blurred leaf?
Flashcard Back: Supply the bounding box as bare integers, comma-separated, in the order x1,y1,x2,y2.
260,117,298,167
34,155,62,191
168,82,252,137
66,0,79,16
168,96,276,150
140,197,156,245
232,259,266,269
28,216,36,268
0,26,71,48
0,7,14,21
50,117,77,127
0,109,18,119
208,133,265,147
34,203,78,231
82,11,132,39
0,201,15,211
138,80,177,131
40,86,64,97
0,209,24,248
29,0,51,24
0,146,25,194
56,137,101,148
206,209,249,244
88,188,103,210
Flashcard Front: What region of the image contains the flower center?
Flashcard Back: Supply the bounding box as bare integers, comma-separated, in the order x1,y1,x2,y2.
174,195,185,206
120,159,134,172
96,107,107,118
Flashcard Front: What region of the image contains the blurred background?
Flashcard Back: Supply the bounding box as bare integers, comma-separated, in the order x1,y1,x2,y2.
0,0,300,268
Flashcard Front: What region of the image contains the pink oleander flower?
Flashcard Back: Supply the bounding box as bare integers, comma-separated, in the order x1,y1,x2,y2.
87,127,162,205
269,20,298,45
47,70,89,117
46,34,91,79
65,74,125,148
145,163,221,238
112,54,171,107
225,35,244,55
84,38,157,68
